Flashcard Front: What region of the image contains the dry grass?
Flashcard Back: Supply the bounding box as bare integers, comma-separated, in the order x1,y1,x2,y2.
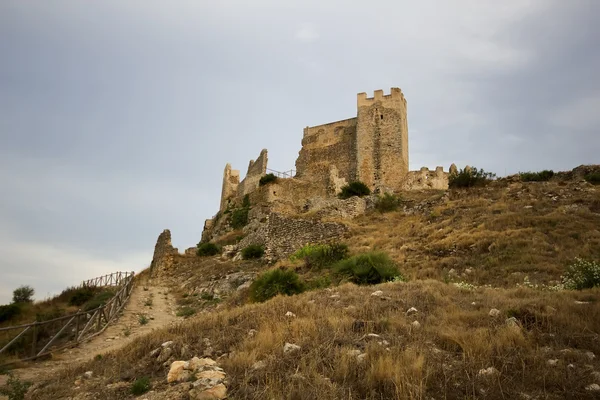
27,280,600,399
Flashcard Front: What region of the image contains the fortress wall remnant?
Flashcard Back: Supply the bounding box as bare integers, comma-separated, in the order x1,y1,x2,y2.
295,118,357,189
237,149,268,198
220,164,240,211
149,229,179,275
402,166,449,190
356,88,408,192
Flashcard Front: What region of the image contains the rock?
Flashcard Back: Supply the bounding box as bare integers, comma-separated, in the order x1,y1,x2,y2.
329,294,340,299
157,346,174,363
203,347,214,358
149,347,161,357
252,360,267,370
586,384,600,391
83,371,93,379
189,383,227,400
357,353,367,362
285,311,296,318
586,351,596,361
366,333,381,339
162,341,174,348
188,357,217,372
180,344,192,359
478,367,499,377
505,317,520,328
547,359,559,367
248,329,257,338
283,343,301,354
406,307,418,316
411,321,421,329
575,301,590,304
489,309,500,317
195,370,226,388
371,290,384,297
464,268,473,274
591,371,600,382
168,361,190,383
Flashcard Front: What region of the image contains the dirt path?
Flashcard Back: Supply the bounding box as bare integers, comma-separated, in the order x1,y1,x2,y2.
0,279,178,386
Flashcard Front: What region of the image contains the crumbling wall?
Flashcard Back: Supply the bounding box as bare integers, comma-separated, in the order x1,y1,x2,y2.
220,164,240,211
149,229,179,276
295,117,357,189
238,213,348,261
356,88,408,192
237,149,268,198
402,166,449,190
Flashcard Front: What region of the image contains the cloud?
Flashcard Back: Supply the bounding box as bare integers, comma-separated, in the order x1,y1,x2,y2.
548,95,600,130
294,23,320,42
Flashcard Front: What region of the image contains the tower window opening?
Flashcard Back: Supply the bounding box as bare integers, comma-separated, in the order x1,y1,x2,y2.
380,115,384,120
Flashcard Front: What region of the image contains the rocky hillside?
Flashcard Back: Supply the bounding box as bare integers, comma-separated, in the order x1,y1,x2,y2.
7,166,600,400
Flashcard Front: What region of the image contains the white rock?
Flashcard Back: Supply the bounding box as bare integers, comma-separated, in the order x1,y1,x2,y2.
357,353,366,362
586,351,596,360
547,359,559,367
329,294,340,299
149,347,161,357
411,321,421,329
345,349,362,357
568,364,575,369
586,383,600,391
161,341,174,348
188,357,217,372
505,317,520,328
478,367,499,376
471,302,477,306
283,343,301,354
406,307,418,316
189,383,227,400
371,290,384,297
167,361,189,383
488,309,500,317
83,371,93,379
366,333,381,339
252,360,267,370
285,311,296,318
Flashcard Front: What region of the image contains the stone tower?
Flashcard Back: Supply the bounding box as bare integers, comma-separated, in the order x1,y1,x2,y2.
356,88,408,191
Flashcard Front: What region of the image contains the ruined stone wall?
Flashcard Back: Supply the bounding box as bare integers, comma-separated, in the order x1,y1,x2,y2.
356,88,409,192
220,164,240,211
149,229,179,276
295,118,357,189
237,149,268,198
238,212,348,261
402,167,449,190
249,177,328,214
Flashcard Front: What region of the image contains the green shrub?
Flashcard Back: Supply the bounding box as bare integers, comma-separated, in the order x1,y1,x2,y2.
242,194,251,208
585,172,600,185
138,314,149,325
12,286,34,304
231,208,249,229
130,376,151,396
249,268,305,302
196,242,221,257
375,193,402,213
84,290,115,311
448,166,496,188
562,258,600,290
0,373,32,400
241,244,264,259
259,173,278,186
290,243,349,269
334,252,403,285
176,307,196,317
519,170,554,182
68,287,97,306
339,181,371,199
0,304,21,323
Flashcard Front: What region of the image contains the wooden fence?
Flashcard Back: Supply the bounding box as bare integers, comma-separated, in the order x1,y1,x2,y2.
0,271,135,364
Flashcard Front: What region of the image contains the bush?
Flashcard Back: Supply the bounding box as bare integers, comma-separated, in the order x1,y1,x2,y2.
130,376,151,396
259,173,278,186
375,193,402,213
338,181,371,199
241,244,264,259
585,172,600,185
519,170,554,182
0,373,32,400
12,286,34,304
242,194,251,208
448,166,496,188
196,242,221,257
562,258,600,290
231,207,249,229
290,243,349,269
0,304,21,323
68,287,97,306
249,268,305,302
334,252,403,285
84,290,115,311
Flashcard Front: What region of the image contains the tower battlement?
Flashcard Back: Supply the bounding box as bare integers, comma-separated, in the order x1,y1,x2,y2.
357,87,406,107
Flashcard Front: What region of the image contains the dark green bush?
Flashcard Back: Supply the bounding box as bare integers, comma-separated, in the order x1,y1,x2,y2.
242,194,251,208
12,286,34,304
231,208,249,229
0,373,32,400
338,181,371,199
249,268,305,302
241,244,264,260
585,172,600,185
290,243,349,269
130,376,151,395
519,170,554,182
334,252,403,285
448,166,496,188
375,193,402,213
84,290,115,311
68,287,97,306
196,242,221,257
259,173,278,186
0,304,21,323
176,307,196,318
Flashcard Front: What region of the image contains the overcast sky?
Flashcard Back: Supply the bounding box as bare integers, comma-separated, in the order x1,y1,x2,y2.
0,1,598,304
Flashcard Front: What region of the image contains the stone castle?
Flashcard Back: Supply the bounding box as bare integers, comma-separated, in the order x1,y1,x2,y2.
216,87,449,216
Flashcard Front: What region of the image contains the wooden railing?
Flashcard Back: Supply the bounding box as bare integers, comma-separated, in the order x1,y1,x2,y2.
0,271,135,365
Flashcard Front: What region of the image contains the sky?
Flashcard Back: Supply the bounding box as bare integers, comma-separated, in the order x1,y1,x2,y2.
0,1,599,304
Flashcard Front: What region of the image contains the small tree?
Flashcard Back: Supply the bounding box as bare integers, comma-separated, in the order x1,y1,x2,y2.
12,285,34,304
259,173,278,186
339,181,371,199
448,166,496,188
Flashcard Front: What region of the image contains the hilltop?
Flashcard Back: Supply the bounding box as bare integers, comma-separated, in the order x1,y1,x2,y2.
4,166,599,400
